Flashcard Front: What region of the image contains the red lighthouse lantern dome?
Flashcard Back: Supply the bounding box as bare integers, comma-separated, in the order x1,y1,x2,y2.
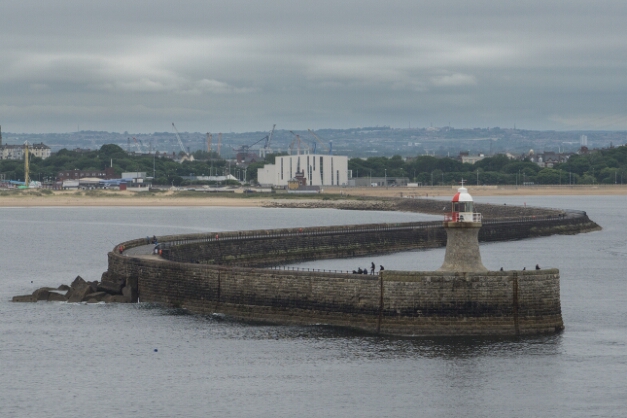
447,186,481,223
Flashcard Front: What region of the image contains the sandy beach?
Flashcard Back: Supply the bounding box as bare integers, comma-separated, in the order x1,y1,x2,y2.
0,185,625,207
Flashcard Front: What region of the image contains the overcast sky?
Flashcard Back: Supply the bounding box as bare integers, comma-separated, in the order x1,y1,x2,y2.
1,0,626,133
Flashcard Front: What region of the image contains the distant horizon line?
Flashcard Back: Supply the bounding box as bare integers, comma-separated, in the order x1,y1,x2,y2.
2,126,627,136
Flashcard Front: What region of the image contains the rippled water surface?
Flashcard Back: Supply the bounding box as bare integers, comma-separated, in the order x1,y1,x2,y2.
1,199,625,417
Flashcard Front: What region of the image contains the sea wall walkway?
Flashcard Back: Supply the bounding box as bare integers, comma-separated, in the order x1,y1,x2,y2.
103,203,598,336
119,207,597,267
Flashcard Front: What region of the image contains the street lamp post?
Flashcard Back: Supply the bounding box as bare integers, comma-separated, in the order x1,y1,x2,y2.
384,169,387,188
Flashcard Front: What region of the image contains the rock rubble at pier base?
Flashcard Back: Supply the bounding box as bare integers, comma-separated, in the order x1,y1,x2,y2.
12,273,136,303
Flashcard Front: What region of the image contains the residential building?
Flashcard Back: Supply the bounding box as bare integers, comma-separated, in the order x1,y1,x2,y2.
29,143,51,159
459,152,485,164
0,142,51,160
527,151,573,168
0,145,24,160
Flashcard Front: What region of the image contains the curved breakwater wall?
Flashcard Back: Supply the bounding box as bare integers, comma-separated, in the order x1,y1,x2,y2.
104,209,596,336
160,211,598,267
107,255,563,336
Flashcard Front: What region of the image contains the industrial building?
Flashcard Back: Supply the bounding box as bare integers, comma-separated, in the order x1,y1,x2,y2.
348,177,410,187
257,154,349,187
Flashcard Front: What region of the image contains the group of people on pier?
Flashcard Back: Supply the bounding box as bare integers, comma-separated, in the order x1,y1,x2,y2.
353,262,384,275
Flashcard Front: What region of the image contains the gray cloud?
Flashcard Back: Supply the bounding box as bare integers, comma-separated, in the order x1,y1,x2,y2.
1,0,626,133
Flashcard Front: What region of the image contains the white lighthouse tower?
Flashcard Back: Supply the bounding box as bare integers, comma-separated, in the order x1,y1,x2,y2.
438,184,488,272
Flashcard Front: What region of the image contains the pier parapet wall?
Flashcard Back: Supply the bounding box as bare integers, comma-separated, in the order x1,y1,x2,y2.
155,211,597,267
105,208,595,336
107,253,563,336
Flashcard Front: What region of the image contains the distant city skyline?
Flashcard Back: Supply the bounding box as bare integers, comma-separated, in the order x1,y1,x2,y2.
1,1,627,133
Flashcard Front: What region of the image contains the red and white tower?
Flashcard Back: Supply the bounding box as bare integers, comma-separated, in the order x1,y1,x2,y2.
439,185,487,272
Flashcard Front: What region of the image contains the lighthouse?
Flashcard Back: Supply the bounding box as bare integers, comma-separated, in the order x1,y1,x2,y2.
438,185,488,272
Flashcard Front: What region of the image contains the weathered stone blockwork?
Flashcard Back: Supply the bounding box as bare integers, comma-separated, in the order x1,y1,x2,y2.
104,209,594,336
108,253,563,336
158,213,598,267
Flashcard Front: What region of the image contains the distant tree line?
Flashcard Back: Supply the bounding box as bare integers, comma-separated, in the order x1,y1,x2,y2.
0,144,236,186
2,143,626,186
348,146,627,185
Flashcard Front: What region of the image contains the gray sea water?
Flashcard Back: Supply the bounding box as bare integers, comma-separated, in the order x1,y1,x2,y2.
1,197,625,418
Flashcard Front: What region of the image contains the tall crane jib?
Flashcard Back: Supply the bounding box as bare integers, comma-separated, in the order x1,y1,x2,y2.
172,123,194,161
308,129,332,155
260,124,276,158
131,137,142,154
288,131,311,155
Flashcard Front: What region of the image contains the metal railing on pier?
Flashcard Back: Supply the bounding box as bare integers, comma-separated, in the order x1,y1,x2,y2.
267,265,371,275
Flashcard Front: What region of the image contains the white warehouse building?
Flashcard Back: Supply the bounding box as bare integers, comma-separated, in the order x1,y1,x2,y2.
257,154,349,187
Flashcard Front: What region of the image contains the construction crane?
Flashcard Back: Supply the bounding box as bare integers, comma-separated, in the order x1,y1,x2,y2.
217,133,222,156
288,131,310,155
266,124,276,150
260,124,276,157
131,137,142,153
206,133,212,152
171,122,193,160
234,133,269,155
307,129,333,154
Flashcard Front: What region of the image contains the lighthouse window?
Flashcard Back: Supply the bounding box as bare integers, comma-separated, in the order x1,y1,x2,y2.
453,202,473,212
454,202,473,212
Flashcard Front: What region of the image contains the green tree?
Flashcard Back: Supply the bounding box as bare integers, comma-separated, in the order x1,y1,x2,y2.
474,154,511,172
535,168,561,184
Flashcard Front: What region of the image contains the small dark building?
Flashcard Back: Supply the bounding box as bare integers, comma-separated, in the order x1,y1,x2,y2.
58,167,117,181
